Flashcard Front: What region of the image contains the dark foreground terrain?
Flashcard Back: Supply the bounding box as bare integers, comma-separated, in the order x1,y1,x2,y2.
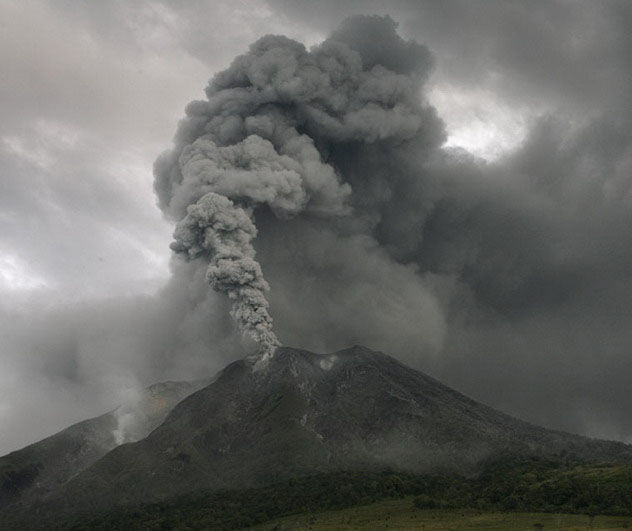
17,462,632,529
1,346,632,529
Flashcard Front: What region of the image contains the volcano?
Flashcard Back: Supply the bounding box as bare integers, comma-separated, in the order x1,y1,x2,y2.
2,346,631,525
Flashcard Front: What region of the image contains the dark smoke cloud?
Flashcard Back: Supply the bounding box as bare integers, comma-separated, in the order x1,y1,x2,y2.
153,16,446,358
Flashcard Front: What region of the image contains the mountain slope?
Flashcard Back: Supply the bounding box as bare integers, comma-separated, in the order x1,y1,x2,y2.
27,345,632,519
0,379,207,509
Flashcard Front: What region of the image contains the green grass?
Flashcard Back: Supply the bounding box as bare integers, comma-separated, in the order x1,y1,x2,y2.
254,497,632,530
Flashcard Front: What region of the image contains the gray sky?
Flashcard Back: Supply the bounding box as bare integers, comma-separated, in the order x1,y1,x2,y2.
2,0,632,454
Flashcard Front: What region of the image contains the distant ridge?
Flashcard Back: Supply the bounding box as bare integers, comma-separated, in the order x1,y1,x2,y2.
0,378,207,509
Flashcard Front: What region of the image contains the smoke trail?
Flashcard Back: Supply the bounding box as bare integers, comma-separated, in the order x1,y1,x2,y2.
171,192,279,356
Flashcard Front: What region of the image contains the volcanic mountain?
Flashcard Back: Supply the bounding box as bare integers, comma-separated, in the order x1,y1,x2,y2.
2,346,632,525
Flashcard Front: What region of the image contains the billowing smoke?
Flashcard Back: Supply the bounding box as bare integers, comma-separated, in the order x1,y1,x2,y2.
170,192,279,356
154,76,355,357
154,16,442,359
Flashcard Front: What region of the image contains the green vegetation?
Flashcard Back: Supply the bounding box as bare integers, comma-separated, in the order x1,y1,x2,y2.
5,456,632,529
473,455,632,515
47,457,632,529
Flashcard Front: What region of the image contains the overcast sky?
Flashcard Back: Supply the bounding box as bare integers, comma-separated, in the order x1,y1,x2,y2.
2,0,632,454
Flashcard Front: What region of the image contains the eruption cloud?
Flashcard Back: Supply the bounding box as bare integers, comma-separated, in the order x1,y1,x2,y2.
154,15,444,359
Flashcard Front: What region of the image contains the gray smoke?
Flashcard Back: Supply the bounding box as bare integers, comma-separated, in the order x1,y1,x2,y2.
154,17,441,358
171,192,279,356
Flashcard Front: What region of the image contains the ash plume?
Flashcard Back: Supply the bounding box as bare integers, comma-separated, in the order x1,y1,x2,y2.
154,15,441,359
170,192,279,356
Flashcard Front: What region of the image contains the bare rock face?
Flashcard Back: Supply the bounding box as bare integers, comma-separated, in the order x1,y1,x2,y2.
29,346,632,517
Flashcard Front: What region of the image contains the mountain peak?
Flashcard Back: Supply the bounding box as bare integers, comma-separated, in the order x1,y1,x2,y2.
249,344,402,379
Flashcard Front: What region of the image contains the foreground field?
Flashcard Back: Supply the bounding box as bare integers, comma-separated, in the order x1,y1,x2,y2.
255,497,632,530
5,464,630,528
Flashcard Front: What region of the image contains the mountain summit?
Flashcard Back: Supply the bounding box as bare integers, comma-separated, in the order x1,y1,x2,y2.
2,346,632,524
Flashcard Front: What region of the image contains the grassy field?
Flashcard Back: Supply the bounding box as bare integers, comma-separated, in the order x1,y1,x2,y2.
255,497,632,529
